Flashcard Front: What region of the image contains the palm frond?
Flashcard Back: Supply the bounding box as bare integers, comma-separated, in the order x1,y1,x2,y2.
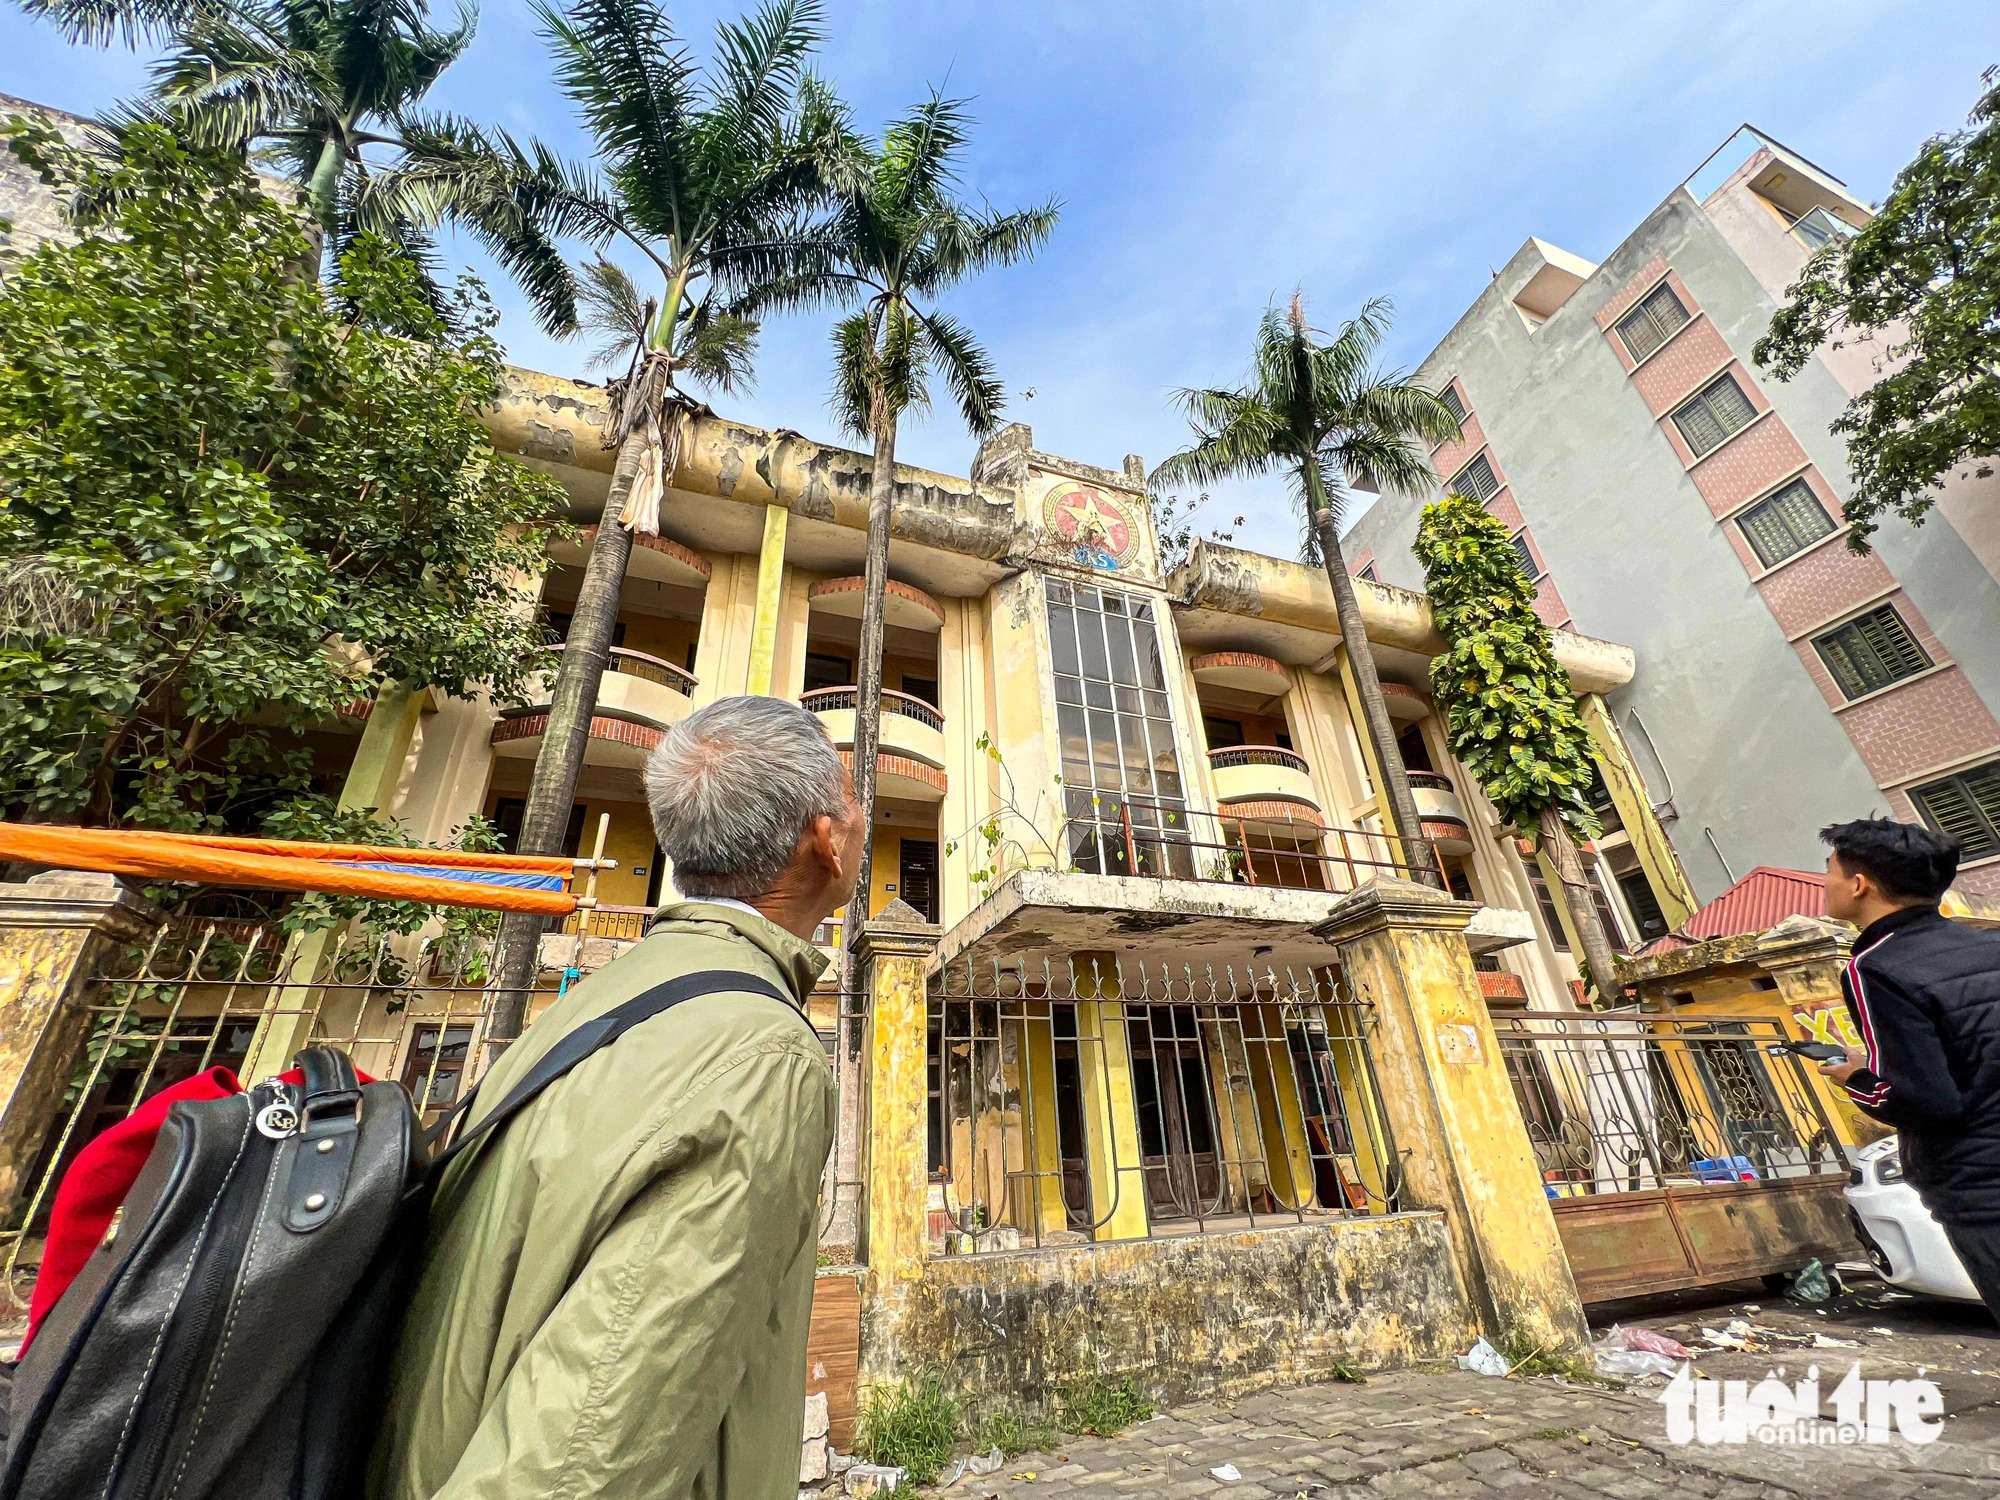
16,0,218,48
828,306,875,437
673,302,757,393
576,255,654,370
701,0,822,152
916,306,1002,435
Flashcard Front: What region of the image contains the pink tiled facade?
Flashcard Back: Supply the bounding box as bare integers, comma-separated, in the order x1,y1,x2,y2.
1756,542,1896,638
1431,403,1486,485
1630,317,1733,416
1685,413,1809,516
1423,388,1566,633
1591,255,2000,820
1831,668,2000,789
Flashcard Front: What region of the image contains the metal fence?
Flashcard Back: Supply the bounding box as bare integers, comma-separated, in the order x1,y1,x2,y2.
1064,793,1435,893
1492,1012,1850,1195
925,954,1400,1253
2,913,518,1308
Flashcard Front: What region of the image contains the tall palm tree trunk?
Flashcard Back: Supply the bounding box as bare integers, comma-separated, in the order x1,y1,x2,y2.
840,409,899,993
1311,504,1440,889
1538,804,1620,1006
489,425,646,1041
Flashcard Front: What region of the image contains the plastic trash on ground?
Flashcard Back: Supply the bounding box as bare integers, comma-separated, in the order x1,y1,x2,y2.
1787,1258,1833,1303
1209,1463,1243,1482
842,1464,905,1496
1457,1337,1511,1376
1591,1325,1690,1379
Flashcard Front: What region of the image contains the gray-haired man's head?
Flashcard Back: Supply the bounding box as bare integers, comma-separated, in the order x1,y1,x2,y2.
645,696,864,915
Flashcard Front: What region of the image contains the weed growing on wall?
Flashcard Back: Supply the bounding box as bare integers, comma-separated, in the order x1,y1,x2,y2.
857,1376,962,1485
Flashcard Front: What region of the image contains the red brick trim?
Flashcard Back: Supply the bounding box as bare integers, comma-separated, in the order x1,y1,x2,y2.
491,713,663,753
576,526,712,580
1190,650,1287,676
837,750,947,794
1216,799,1327,829
1478,970,1529,1003
809,575,946,625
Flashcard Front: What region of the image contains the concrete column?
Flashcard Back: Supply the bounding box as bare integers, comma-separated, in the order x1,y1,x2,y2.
745,504,791,697
0,872,163,1216
1579,693,1698,930
1070,951,1149,1242
1329,646,1388,828
240,679,425,1082
1315,875,1589,1356
858,900,942,1285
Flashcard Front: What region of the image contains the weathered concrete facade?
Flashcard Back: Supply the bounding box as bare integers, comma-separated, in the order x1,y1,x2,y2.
1347,127,2000,904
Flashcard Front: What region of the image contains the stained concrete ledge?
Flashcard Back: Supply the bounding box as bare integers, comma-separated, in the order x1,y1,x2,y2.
932,868,1536,975
863,1212,1475,1411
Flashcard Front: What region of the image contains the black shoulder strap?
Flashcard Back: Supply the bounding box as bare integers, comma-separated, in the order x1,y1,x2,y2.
425,969,794,1182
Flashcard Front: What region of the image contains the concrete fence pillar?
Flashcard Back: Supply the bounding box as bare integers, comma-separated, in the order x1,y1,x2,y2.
1315,874,1590,1357
0,871,164,1216
857,900,941,1286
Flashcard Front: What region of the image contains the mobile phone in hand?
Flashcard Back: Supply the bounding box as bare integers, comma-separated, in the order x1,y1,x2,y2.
1766,1040,1850,1062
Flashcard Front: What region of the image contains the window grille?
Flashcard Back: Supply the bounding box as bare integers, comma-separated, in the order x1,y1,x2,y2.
1738,478,1836,567
1616,283,1691,362
1911,761,2000,862
1671,373,1758,458
1447,451,1499,503
1437,384,1466,424
1509,533,1539,580
1812,604,1931,700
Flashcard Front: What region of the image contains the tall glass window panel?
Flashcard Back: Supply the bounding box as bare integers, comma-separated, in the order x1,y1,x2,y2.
1045,578,1191,878
1671,374,1758,458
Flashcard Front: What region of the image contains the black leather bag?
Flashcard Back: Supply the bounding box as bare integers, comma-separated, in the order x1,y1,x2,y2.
0,969,789,1500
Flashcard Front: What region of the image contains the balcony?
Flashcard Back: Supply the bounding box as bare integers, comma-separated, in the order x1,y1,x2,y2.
1208,745,1320,814
490,647,698,768
1189,650,1289,696
807,576,944,634
1409,770,1474,854
804,687,948,802
549,527,713,589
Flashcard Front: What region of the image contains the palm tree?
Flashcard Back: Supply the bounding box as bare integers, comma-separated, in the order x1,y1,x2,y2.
382,0,853,1037
21,0,475,248
764,92,1055,978
1153,294,1459,885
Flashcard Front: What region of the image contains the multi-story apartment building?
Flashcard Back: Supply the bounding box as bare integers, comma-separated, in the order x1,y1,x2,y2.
330,367,1680,1027
1347,126,2000,910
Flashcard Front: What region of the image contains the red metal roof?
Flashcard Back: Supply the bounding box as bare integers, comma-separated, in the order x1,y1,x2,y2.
1636,866,1826,956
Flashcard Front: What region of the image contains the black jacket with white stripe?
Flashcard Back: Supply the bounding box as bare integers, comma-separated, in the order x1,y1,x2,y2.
1840,903,2000,1222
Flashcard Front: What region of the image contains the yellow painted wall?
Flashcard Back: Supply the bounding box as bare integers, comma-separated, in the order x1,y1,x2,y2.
484,791,657,908
616,613,701,672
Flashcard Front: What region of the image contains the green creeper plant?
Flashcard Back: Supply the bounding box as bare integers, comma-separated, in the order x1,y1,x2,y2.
1753,73,2000,552
1413,493,1617,999
0,121,566,831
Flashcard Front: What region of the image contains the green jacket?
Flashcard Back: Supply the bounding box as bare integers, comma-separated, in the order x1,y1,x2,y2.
371,902,835,1500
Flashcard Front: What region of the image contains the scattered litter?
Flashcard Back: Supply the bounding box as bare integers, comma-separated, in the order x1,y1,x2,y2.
843,1464,906,1496
1814,1334,1860,1348
1700,1327,1749,1351
937,1450,1005,1490
1009,1475,1037,1484
1787,1259,1834,1304
1210,1464,1243,1483
1871,1327,1896,1336
1457,1337,1511,1377
1740,1304,1761,1313
1724,1319,1754,1337
1593,1325,1694,1379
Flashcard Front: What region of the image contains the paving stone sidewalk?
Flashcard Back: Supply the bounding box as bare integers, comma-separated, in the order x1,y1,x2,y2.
914,1287,2000,1500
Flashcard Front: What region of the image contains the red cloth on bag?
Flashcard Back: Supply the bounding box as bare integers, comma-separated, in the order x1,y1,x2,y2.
21,1062,373,1352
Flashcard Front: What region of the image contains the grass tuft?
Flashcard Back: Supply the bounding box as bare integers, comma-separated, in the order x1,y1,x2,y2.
856,1375,962,1485
1055,1375,1154,1437
974,1403,1061,1459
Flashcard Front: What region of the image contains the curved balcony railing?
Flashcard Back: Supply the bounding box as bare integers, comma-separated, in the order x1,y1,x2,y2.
801,686,945,732
547,643,699,697
1408,770,1456,794
1208,745,1311,774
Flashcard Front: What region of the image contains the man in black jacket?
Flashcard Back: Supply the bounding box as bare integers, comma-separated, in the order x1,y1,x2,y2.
1819,817,2000,1321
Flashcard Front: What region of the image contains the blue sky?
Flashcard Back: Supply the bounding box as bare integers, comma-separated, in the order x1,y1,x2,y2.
5,0,1995,556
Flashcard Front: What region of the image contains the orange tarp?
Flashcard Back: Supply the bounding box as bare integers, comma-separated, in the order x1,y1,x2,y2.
0,823,578,916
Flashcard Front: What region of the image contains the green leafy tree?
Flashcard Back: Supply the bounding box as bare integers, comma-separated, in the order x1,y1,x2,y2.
1152,294,1459,883
382,0,853,1035
1414,493,1617,999
1753,73,2000,552
0,122,565,833
766,91,1054,977
18,0,476,257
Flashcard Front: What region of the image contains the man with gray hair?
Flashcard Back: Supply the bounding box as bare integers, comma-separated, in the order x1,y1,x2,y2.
375,696,867,1500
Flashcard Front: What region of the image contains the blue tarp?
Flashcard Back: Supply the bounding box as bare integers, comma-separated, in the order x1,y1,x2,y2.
348,862,567,892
